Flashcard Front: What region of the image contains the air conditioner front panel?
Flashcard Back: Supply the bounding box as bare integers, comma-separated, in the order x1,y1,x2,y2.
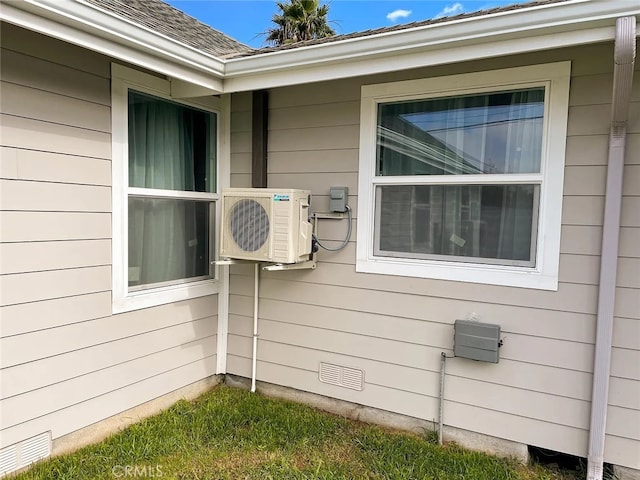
220,188,312,263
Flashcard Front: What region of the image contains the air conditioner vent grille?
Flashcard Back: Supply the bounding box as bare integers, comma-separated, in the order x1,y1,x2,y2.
231,199,270,252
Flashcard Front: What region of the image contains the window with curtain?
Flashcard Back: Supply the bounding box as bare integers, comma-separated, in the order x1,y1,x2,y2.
127,91,216,290
374,88,544,267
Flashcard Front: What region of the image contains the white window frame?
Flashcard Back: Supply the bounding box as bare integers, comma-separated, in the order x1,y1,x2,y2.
111,64,229,313
356,62,571,290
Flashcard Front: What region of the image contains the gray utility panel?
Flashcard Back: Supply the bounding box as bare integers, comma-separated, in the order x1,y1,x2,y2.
453,320,501,363
329,186,349,213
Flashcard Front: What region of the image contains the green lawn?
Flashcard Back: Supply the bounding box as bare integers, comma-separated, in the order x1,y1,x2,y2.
16,384,573,480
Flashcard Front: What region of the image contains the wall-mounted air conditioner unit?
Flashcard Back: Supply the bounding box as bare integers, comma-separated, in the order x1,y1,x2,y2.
220,188,313,263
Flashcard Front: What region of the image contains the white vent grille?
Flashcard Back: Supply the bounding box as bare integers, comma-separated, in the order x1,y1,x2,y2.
0,431,51,477
319,362,364,391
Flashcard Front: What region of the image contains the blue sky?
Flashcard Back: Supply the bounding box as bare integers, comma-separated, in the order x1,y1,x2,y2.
164,0,525,48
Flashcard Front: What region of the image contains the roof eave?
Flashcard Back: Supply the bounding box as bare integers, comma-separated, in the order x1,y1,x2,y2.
223,0,640,92
1,0,227,94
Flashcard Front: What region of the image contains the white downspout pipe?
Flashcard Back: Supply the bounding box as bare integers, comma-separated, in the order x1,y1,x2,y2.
586,16,636,480
251,263,260,393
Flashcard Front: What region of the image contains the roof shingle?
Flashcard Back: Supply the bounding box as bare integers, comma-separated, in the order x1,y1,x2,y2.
83,0,251,58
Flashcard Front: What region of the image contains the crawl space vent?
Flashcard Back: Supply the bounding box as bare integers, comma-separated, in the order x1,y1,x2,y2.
319,362,364,391
0,431,51,477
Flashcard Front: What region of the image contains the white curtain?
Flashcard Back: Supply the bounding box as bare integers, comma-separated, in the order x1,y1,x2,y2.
376,88,542,263
128,95,200,286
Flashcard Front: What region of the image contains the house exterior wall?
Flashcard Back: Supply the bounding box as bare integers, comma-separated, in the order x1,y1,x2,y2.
228,43,640,469
0,23,218,452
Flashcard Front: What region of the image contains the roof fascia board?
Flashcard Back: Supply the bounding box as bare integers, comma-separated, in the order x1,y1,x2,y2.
1,0,225,93
224,24,615,92
224,0,639,86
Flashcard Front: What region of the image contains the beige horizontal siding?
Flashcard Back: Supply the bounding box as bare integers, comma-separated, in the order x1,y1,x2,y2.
560,225,602,255
615,288,640,320
0,24,220,454
0,292,112,338
604,435,640,472
562,196,604,226
230,152,251,174
250,266,600,315
227,44,640,468
606,405,640,440
268,172,358,196
269,149,358,174
612,318,640,350
228,291,595,345
564,135,609,166
1,81,110,132
558,254,600,285
228,312,592,400
443,401,588,458
230,110,251,133
230,131,251,155
269,101,360,130
0,49,110,106
563,166,606,196
1,180,111,212
1,295,217,368
0,114,111,159
617,258,640,288
623,165,640,195
621,197,640,227
609,377,640,409
0,147,110,186
1,266,111,307
2,323,217,429
0,212,111,242
230,173,251,188
619,227,640,257
627,134,640,164
0,239,111,275
2,317,217,399
0,355,216,448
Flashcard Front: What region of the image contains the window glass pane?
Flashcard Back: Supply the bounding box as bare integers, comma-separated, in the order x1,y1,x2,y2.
376,184,537,265
377,88,544,176
128,91,216,192
128,198,211,287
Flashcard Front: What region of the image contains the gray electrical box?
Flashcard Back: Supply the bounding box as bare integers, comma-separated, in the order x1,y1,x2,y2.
329,186,349,213
454,320,501,363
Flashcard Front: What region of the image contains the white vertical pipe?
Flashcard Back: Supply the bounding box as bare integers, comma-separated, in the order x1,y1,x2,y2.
251,263,259,393
586,16,635,480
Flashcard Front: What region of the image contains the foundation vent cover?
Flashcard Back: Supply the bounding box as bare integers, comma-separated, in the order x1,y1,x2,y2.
319,362,364,391
0,431,51,477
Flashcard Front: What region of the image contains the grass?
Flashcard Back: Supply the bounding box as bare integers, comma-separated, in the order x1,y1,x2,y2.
15,384,575,480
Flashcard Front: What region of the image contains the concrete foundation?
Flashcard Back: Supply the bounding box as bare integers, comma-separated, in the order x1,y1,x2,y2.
615,465,640,480
52,375,222,457
225,374,530,464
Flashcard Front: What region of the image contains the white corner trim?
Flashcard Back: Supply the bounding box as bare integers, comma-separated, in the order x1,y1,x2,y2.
356,62,571,291
216,94,232,374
